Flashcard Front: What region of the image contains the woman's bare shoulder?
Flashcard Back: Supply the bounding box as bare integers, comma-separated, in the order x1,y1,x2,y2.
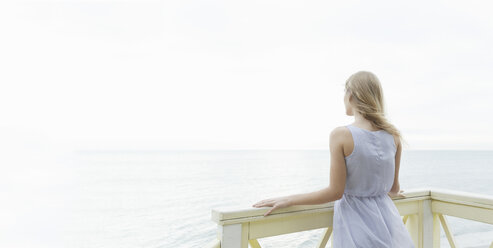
330,126,351,138
330,126,353,157
330,126,353,147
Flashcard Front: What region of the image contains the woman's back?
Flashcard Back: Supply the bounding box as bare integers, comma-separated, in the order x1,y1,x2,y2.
332,124,415,248
343,124,397,196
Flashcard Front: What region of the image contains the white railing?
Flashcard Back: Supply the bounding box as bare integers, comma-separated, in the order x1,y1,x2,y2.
206,188,493,248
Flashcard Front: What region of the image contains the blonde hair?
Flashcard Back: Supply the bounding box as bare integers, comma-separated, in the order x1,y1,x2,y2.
345,71,408,148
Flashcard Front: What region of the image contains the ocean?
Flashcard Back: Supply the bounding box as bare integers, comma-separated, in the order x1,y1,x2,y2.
31,150,493,247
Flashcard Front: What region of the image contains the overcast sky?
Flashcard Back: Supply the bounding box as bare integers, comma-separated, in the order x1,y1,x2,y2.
1,0,492,151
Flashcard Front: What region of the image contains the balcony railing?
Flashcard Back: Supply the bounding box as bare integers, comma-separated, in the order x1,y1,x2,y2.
205,188,493,248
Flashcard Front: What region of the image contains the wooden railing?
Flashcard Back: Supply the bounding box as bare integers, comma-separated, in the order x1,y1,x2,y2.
205,188,493,248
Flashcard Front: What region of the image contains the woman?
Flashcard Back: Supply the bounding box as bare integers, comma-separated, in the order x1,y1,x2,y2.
252,71,415,247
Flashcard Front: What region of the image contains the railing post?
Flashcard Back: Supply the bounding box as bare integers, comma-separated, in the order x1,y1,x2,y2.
421,199,438,248
432,213,441,248
405,199,434,248
218,223,249,248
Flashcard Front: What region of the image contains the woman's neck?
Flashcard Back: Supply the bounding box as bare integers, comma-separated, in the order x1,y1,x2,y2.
352,112,376,130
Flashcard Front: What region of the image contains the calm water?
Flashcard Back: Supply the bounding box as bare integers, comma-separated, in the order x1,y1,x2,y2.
60,150,493,247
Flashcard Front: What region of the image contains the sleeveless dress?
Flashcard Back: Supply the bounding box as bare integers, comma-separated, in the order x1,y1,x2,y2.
332,124,415,248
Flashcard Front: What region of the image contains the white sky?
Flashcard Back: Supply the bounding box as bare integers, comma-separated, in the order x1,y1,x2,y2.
1,0,493,151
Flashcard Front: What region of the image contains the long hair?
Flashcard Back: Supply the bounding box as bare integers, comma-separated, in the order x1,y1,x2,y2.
345,71,408,148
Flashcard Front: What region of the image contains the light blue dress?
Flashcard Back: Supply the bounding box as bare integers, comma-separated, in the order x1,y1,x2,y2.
332,124,415,248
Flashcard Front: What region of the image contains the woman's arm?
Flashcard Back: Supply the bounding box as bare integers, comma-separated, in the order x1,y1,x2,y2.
390,137,401,193
252,127,347,216
388,137,406,198
288,127,347,205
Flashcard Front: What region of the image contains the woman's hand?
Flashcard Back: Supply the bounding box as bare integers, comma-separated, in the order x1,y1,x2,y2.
388,189,406,198
252,196,292,217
